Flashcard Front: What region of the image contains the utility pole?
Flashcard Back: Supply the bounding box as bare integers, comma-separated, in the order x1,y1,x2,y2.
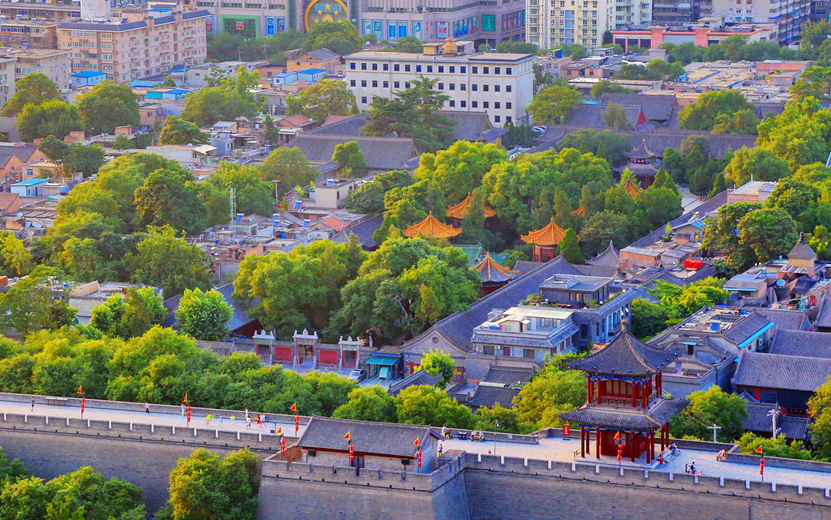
706,423,721,443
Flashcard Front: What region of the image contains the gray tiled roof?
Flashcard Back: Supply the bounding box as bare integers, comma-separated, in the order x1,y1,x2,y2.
330,215,383,249
297,416,432,456
483,366,534,385
468,385,520,408
601,93,676,122
769,330,831,358
306,48,339,61
570,330,678,375
742,401,809,440
0,145,38,168
439,111,492,141
308,113,368,137
404,257,583,352
753,309,808,331
292,135,414,170
788,240,817,260
722,312,771,344
388,370,443,396
818,297,831,330
588,241,619,268
560,398,688,429
732,351,831,392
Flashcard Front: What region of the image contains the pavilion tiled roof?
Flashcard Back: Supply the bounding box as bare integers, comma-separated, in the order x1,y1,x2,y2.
788,235,817,261
445,192,497,220
471,254,519,283
521,217,566,247
569,330,677,376
560,398,688,429
588,240,619,268
297,416,433,457
403,211,461,239
626,138,655,160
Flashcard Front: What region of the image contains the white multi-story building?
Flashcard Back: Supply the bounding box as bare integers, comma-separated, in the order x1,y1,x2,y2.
345,40,534,127
527,0,611,50
710,0,810,45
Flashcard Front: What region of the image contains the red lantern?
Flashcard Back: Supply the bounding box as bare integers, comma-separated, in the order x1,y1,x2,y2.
280,437,286,457
760,457,765,476
349,443,354,464
617,444,622,461
417,449,422,469
81,396,85,415
563,424,570,436
295,415,299,434
186,405,191,424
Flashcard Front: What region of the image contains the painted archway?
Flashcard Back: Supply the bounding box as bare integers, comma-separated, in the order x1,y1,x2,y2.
303,0,348,31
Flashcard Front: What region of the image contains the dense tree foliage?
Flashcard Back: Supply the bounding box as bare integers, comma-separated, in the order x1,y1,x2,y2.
125,225,212,297
363,77,456,153
679,90,756,134
176,288,233,341
737,432,811,459
395,385,476,429
0,266,76,336
526,84,582,125
723,147,790,187
259,147,317,197
302,20,364,55
3,72,60,115
670,386,748,442
630,278,728,338
159,116,209,145
756,96,831,170
135,168,206,234
17,99,82,141
0,231,33,277
418,349,455,387
557,129,630,167
343,170,413,214
286,79,356,123
331,140,367,178
333,386,398,422
90,287,166,339
180,67,263,127
75,81,140,135
202,162,275,217
514,354,586,432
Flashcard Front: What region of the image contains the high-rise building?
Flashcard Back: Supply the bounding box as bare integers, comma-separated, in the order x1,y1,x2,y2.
710,0,810,44
526,0,611,50
611,0,651,28
810,0,830,23
57,9,208,83
651,0,698,25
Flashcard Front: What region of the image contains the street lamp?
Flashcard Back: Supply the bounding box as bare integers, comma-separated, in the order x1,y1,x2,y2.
768,408,781,438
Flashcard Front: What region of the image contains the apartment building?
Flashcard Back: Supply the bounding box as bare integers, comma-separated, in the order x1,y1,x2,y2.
0,57,15,109
345,40,534,127
709,0,810,44
526,0,612,50
57,9,208,83
0,19,59,49
651,0,700,24
611,0,651,28
5,48,72,92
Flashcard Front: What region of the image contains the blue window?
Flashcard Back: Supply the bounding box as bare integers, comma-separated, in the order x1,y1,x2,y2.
460,66,466,73
350,62,356,70
416,65,422,72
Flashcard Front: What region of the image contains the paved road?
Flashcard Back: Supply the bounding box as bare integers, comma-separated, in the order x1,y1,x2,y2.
0,399,304,437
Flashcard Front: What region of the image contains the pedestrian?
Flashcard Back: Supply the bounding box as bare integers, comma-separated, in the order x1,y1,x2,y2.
144,402,150,414
244,408,249,421
441,425,447,439
180,403,185,416
30,396,34,410
246,415,251,428
257,414,263,427
684,463,689,474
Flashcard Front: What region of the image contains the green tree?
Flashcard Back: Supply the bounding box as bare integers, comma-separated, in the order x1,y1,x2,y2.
416,140,508,205
126,225,211,297
17,100,82,141
418,349,455,387
514,354,586,432
526,84,582,125
0,231,33,276
2,72,59,115
167,448,259,520
134,168,206,234
558,228,584,263
808,375,831,459
756,96,831,170
333,385,398,422
764,178,820,224
331,140,367,178
343,169,413,213
737,432,811,459
711,108,759,135
738,207,799,263
159,116,209,145
259,147,318,197
579,210,631,258
791,66,831,101
90,287,166,339
62,143,105,178
679,90,755,132
386,35,424,53
630,299,668,339
75,81,140,135
648,278,728,326
590,80,633,100
0,266,76,336
234,240,365,339
637,184,682,229
203,162,275,217
475,404,521,433
395,385,476,428
176,288,233,341
285,79,356,122
558,129,630,167
669,386,748,442
602,102,631,130
363,76,456,153
723,147,791,187
180,68,263,127
302,20,362,55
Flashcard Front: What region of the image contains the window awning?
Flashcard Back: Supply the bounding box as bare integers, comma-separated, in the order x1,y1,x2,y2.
368,356,398,366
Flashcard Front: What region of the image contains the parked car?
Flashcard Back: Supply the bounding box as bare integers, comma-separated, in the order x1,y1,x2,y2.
348,369,366,382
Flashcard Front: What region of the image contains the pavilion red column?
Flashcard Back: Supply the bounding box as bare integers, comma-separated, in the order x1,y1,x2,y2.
656,373,662,395
587,379,593,403
646,434,651,464
629,432,635,462
632,382,638,408
642,382,647,409
580,427,585,458
595,428,600,459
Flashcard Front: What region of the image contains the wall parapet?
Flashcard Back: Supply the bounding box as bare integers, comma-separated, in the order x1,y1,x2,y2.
0,412,290,451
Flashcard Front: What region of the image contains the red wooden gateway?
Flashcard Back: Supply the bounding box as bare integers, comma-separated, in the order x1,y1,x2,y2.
560,329,688,463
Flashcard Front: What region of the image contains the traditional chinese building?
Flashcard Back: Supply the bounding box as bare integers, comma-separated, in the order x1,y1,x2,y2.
560,330,687,464
521,217,566,262
446,192,497,226
403,211,461,239
471,253,519,295
619,139,658,188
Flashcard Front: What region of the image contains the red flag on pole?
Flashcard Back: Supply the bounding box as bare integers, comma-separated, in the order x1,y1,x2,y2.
417,449,422,469
760,457,765,476
755,445,764,454
413,437,420,447
613,431,621,440
290,403,297,412
81,396,85,415
182,393,188,403
276,426,283,435
344,431,351,441
76,385,83,395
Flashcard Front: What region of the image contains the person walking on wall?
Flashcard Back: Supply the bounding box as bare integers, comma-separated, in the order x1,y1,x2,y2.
30,396,34,410
144,402,150,414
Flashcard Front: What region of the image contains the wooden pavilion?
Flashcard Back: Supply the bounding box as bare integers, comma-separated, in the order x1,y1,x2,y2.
471,253,519,295
403,211,462,239
520,217,566,262
560,330,688,464
445,192,497,225
619,139,658,188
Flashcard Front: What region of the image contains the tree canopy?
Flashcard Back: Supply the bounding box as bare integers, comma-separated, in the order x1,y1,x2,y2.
75,81,140,135
286,79,357,122
159,116,209,145
259,147,317,197
17,99,82,141
526,84,582,125
176,288,233,341
418,349,455,387
679,90,756,134
669,386,748,442
3,72,59,116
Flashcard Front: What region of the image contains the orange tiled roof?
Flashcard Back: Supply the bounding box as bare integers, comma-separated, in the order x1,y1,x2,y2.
472,253,519,282
403,211,461,239
521,217,567,247
445,192,497,220
623,178,642,198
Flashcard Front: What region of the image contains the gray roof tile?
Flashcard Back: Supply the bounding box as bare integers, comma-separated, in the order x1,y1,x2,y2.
297,416,433,456
733,351,831,392
570,330,678,375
